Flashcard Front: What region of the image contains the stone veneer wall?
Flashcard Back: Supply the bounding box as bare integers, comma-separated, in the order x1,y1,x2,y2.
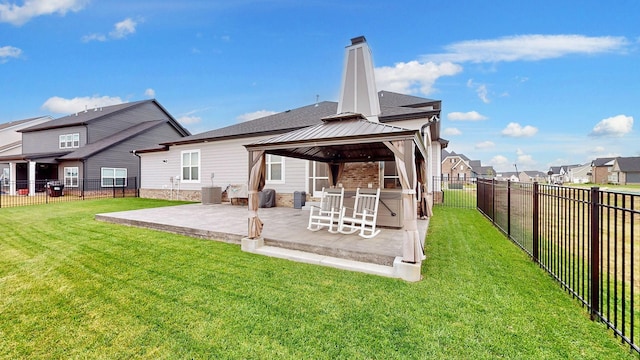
338,162,380,189
140,188,302,208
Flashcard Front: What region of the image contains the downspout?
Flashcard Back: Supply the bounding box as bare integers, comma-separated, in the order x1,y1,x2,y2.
132,150,141,197
81,159,86,200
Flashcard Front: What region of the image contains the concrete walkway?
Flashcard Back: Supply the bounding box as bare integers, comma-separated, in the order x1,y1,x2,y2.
96,203,428,281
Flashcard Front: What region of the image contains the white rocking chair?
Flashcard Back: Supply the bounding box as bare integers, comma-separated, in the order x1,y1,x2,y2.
307,187,344,233
338,188,381,238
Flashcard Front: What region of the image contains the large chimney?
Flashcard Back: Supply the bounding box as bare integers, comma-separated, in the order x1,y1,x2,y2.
337,36,381,122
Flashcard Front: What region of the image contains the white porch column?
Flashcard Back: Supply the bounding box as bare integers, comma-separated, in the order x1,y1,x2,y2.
9,162,16,195
28,161,36,196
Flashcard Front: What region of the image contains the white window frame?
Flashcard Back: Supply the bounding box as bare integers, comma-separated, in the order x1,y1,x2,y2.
101,167,127,187
266,154,285,184
59,133,80,149
181,150,200,183
64,167,79,188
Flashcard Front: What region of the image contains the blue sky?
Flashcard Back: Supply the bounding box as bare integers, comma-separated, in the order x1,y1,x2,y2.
1,0,638,172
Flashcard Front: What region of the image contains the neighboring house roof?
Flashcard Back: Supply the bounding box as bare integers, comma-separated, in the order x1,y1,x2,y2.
58,120,166,160
0,151,72,163
592,157,617,166
19,99,190,136
0,140,21,153
615,157,640,172
160,91,440,147
549,166,562,174
0,116,50,131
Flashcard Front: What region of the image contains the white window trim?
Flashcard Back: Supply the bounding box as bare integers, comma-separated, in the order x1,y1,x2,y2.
381,161,400,189
101,167,127,187
64,166,79,188
180,149,201,183
59,133,80,149
266,154,285,184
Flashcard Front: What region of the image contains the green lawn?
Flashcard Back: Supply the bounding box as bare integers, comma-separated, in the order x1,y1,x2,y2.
0,199,635,359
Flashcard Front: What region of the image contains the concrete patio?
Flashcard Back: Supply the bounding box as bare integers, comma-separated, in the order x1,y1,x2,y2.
96,203,428,281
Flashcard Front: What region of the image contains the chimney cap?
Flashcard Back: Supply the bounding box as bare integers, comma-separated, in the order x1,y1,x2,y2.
350,36,366,45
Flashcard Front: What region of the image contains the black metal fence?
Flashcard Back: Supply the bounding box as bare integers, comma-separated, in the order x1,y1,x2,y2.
0,177,138,208
433,177,477,208
477,179,640,353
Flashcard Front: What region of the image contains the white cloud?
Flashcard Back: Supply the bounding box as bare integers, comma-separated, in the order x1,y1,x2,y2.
475,141,495,149
442,127,461,136
501,122,538,137
83,17,139,42
178,116,201,125
41,95,124,114
476,84,490,103
374,60,462,95
144,88,156,98
0,0,87,26
517,154,537,168
447,111,487,121
590,114,633,137
490,155,510,170
423,34,629,63
110,18,137,39
0,45,21,63
236,110,277,122
467,79,490,103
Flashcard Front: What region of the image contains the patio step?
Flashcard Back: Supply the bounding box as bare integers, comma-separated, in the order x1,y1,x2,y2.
253,245,396,277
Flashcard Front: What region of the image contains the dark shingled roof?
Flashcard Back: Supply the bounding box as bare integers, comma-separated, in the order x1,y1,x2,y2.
19,100,152,132
616,157,640,172
592,157,617,167
0,116,51,131
58,120,166,160
162,91,440,146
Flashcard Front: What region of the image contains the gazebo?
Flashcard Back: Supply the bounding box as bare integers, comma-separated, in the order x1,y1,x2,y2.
243,113,432,269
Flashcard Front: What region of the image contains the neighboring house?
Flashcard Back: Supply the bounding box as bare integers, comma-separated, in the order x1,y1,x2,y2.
0,100,190,195
0,116,52,188
519,171,547,183
495,171,519,182
591,157,616,184
568,163,591,184
610,157,640,185
441,151,493,180
136,37,446,206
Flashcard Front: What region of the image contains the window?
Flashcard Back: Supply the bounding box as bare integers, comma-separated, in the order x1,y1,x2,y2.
64,167,79,187
382,161,401,189
59,133,80,149
181,150,200,182
266,154,284,183
101,167,127,187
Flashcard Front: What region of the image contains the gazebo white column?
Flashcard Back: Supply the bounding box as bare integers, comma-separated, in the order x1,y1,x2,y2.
9,162,16,195
28,161,36,196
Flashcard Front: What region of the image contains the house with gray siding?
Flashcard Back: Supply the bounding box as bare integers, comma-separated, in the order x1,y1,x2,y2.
0,100,189,195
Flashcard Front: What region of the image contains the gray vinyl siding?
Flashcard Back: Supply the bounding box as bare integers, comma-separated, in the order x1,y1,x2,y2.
22,126,87,154
83,124,183,180
87,102,172,143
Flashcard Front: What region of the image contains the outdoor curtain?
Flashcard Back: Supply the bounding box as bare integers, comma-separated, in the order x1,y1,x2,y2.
384,140,424,263
416,157,433,218
247,150,266,239
327,163,345,187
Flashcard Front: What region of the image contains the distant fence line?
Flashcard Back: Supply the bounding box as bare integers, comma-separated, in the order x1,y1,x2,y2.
433,177,477,208
0,177,138,208
477,179,640,353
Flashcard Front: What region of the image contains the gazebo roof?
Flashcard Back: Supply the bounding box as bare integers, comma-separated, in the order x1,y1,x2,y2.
244,116,427,163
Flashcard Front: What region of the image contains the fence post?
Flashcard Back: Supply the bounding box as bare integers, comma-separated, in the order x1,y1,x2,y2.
507,180,511,238
491,179,496,222
532,182,539,262
590,186,600,320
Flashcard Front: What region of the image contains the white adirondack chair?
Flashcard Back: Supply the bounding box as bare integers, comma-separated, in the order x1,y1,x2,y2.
307,187,344,233
338,187,381,238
